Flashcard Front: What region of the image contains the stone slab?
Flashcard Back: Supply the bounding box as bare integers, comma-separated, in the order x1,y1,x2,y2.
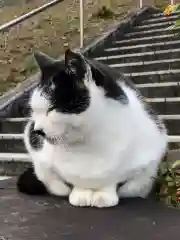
0,178,179,240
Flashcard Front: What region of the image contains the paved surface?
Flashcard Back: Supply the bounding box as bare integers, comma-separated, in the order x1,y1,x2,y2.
0,178,180,240
0,176,11,180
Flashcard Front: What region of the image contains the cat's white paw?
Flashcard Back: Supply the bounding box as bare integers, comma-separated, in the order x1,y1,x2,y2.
47,179,71,196
69,188,93,207
91,191,119,208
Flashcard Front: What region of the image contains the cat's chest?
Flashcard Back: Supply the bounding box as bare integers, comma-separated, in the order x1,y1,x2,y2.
34,135,131,188
51,144,120,185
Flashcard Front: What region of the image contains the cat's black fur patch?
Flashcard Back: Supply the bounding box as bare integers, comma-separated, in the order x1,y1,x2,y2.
34,49,165,131
29,121,44,150
88,59,129,104
34,50,131,116
87,59,165,132
36,50,90,115
17,167,48,195
45,70,90,114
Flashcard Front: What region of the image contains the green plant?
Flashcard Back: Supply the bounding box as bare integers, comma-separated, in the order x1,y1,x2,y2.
155,0,169,11
21,55,38,75
92,5,114,19
164,4,180,29
156,158,180,207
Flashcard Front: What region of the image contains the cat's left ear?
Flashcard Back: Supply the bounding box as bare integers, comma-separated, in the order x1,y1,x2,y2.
34,51,61,74
64,49,86,76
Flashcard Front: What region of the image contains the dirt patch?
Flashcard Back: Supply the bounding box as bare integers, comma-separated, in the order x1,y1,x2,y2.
0,0,137,95
154,0,169,10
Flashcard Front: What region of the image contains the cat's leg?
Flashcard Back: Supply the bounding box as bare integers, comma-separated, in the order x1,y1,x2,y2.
46,174,71,197
118,168,155,198
69,187,93,207
91,185,119,208
34,162,71,197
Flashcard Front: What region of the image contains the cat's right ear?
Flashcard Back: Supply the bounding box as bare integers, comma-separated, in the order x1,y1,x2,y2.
33,51,60,74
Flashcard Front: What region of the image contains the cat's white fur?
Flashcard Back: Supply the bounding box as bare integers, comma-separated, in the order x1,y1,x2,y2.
24,78,167,208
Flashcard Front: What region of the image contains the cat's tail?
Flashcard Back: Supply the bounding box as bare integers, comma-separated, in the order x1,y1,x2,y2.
18,121,48,195
17,167,48,195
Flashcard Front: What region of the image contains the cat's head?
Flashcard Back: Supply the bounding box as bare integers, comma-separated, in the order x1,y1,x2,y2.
29,49,91,140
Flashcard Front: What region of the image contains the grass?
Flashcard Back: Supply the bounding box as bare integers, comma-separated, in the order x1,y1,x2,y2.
92,5,115,19
156,156,180,208
0,0,136,95
154,0,169,11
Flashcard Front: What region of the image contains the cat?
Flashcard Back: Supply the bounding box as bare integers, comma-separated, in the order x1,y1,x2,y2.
17,49,168,208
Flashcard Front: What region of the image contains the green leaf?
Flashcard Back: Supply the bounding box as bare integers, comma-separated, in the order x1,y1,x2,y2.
172,160,180,169
167,25,175,30
175,4,180,12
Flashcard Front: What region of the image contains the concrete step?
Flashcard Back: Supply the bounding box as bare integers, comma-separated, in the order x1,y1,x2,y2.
0,139,26,153
142,14,180,24
0,131,44,153
151,11,180,18
164,119,180,135
169,142,180,150
0,161,31,176
129,70,180,84
0,176,12,180
168,135,180,143
159,114,180,120
104,40,180,55
111,58,180,73
0,153,29,161
134,21,174,31
0,133,24,140
95,49,180,65
113,33,180,47
149,98,180,115
0,118,27,133
123,26,180,39
137,82,180,98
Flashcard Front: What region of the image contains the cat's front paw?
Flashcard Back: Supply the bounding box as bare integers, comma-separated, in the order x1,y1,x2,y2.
91,191,119,208
69,187,93,207
47,179,71,197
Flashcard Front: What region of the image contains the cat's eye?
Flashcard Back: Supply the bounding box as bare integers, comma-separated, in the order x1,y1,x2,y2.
66,67,76,76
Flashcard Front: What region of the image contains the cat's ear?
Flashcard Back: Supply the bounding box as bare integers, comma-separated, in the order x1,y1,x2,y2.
34,51,60,73
64,49,86,76
65,49,81,66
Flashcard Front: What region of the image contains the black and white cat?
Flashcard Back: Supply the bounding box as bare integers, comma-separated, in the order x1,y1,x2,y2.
18,49,167,208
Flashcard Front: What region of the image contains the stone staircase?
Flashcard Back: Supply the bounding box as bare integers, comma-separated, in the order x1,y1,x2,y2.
1,8,180,173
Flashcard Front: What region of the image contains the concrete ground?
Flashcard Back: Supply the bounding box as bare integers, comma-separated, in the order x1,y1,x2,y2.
0,177,180,240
